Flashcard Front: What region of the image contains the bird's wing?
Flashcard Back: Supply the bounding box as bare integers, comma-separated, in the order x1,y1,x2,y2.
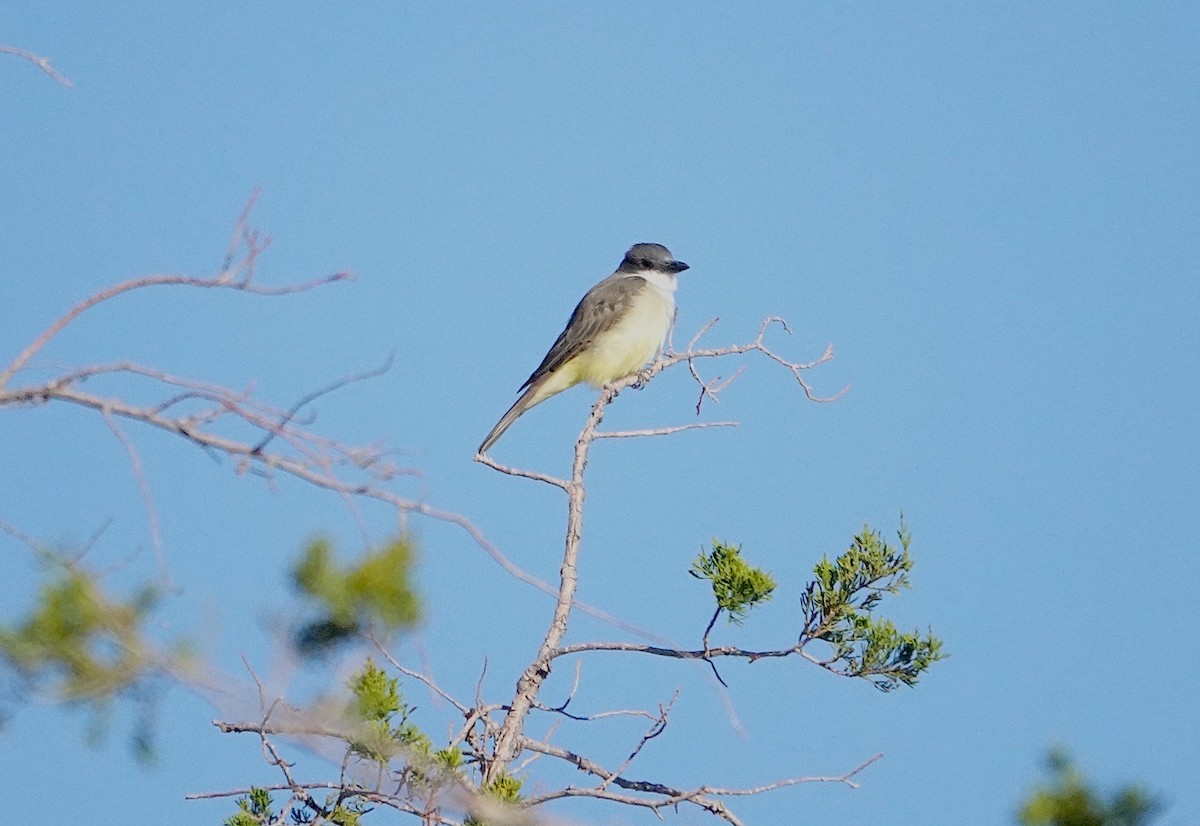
519,274,646,391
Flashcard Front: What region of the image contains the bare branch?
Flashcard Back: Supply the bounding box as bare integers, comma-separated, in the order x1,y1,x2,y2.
522,736,881,822
486,378,613,777
552,639,803,663
699,608,730,688
0,198,567,609
518,738,744,824
594,421,737,439
0,271,348,393
0,518,55,559
527,661,662,724
697,751,884,794
701,607,722,652
663,316,847,410
686,316,722,351
223,188,263,272
1,44,73,88
597,691,677,792
370,636,472,717
473,453,569,491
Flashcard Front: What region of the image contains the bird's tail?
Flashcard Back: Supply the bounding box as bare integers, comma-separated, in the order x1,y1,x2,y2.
478,385,539,455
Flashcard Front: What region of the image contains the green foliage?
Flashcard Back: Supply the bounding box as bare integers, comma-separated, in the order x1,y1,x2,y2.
346,658,412,762
225,787,276,826
799,522,944,690
344,658,461,774
0,564,167,758
1018,749,1160,826
323,799,367,826
434,746,463,769
690,540,776,624
292,537,420,655
350,657,402,722
483,773,523,803
0,567,157,700
329,658,467,825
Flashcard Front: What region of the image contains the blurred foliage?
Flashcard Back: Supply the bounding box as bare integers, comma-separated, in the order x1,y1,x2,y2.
690,540,776,624
464,772,524,826
481,773,522,803
1017,749,1161,826
0,563,169,759
799,522,944,690
292,537,420,655
0,567,157,699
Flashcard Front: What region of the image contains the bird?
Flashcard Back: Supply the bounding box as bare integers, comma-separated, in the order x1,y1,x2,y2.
478,243,688,455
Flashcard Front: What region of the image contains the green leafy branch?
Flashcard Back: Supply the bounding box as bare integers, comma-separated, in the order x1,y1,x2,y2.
334,659,467,806
680,523,943,691
224,786,366,826
345,658,460,776
690,541,777,644
689,541,777,686
224,787,279,826
798,522,944,691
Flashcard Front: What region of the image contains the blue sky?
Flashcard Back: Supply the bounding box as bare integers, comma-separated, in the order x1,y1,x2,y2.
2,3,1198,824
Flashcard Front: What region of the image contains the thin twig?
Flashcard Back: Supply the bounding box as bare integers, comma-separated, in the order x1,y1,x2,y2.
0,44,73,88
688,752,885,795
0,518,55,559
552,639,803,662
518,737,744,825
594,421,737,439
101,407,171,587
370,636,470,716
472,454,569,490
597,690,677,792
251,351,396,454
700,607,728,687
528,660,661,723
0,272,348,392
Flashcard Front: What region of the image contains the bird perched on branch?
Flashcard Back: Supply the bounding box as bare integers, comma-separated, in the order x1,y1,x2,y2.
478,243,688,455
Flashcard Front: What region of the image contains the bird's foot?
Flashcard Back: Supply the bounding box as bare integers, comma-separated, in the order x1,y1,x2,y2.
631,367,654,390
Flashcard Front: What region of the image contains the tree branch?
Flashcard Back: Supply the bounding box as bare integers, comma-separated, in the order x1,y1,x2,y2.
1,44,73,88
0,195,574,610
482,315,842,789
594,420,737,439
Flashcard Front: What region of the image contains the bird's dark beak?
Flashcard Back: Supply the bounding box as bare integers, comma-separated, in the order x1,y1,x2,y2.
670,260,689,274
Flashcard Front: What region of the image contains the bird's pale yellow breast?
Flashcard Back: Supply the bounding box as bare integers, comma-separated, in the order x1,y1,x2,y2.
569,279,674,387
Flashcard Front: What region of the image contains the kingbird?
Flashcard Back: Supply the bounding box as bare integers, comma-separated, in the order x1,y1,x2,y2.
478,243,688,455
